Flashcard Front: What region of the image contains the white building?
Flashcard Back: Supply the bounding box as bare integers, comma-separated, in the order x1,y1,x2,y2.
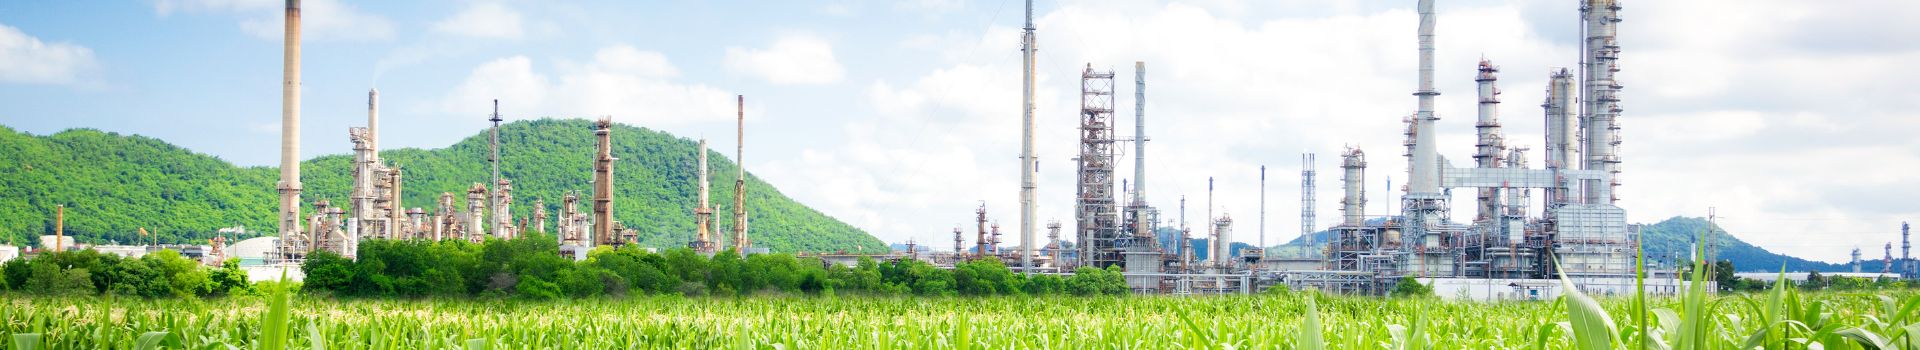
0,245,19,264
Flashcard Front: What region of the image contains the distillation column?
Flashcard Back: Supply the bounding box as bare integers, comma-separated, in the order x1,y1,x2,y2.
592,119,616,246
1542,69,1576,210
1581,0,1623,205
1473,60,1505,223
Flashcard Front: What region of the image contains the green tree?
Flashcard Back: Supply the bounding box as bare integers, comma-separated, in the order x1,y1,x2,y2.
1390,276,1433,298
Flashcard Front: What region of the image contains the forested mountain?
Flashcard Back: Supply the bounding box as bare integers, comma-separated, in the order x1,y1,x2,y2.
0,120,885,253
1268,216,1850,272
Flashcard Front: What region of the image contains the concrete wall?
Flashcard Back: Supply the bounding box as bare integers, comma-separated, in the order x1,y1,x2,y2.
1426,276,1700,301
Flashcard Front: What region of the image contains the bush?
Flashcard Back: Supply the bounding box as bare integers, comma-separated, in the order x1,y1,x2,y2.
1390,276,1433,298
515,275,563,300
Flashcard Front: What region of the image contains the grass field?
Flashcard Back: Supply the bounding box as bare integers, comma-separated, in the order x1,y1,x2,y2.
3,288,1915,349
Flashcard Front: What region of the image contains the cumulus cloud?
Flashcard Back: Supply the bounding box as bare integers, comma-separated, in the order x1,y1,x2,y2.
433,2,524,40
724,35,846,85
750,0,1918,263
0,22,99,86
438,45,737,125
155,0,394,42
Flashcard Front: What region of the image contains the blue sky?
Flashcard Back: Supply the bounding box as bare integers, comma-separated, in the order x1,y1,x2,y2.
2,0,1917,263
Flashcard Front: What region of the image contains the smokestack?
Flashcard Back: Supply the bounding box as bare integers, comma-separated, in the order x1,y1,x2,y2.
734,96,749,254
695,139,713,252
1133,61,1146,205
54,205,64,252
277,0,305,257
1543,69,1576,208
368,88,378,160
1341,148,1367,226
1018,0,1038,274
592,119,615,246
1581,0,1624,205
1474,59,1504,222
1408,0,1440,195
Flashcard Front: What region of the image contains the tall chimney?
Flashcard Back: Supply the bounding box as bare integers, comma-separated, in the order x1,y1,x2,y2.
1132,61,1147,205
1018,0,1038,273
592,119,615,246
1408,0,1440,195
277,0,305,258
54,205,64,252
368,88,378,161
734,96,749,254
695,139,714,252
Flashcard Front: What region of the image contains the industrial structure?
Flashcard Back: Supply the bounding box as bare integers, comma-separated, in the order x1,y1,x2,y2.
202,0,1903,298
897,0,1673,298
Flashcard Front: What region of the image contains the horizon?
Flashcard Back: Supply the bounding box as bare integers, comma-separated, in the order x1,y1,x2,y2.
1,0,1915,263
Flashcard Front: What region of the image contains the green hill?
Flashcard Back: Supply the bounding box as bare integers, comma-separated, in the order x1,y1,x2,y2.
0,119,885,253
1270,216,1848,272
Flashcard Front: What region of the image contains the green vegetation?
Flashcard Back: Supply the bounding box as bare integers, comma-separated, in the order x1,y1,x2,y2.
4,228,1920,348
4,290,1918,348
0,120,884,253
0,248,251,298
1388,276,1433,298
298,232,1124,298
1638,216,1849,272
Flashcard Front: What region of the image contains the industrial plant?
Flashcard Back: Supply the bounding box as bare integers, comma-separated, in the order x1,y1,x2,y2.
256,0,758,268
892,0,1682,299
13,0,1912,301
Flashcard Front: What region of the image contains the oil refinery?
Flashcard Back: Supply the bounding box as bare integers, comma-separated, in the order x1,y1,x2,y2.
14,0,1912,301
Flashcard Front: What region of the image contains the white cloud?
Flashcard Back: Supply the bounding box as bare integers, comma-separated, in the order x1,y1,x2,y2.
433,2,524,40
439,45,737,125
724,35,846,85
0,22,99,86
156,0,394,42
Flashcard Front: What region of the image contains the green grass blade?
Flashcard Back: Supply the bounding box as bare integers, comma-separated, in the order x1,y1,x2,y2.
1298,295,1323,350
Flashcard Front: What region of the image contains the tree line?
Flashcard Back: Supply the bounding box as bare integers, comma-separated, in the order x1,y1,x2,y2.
1,248,252,297
302,231,1130,299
